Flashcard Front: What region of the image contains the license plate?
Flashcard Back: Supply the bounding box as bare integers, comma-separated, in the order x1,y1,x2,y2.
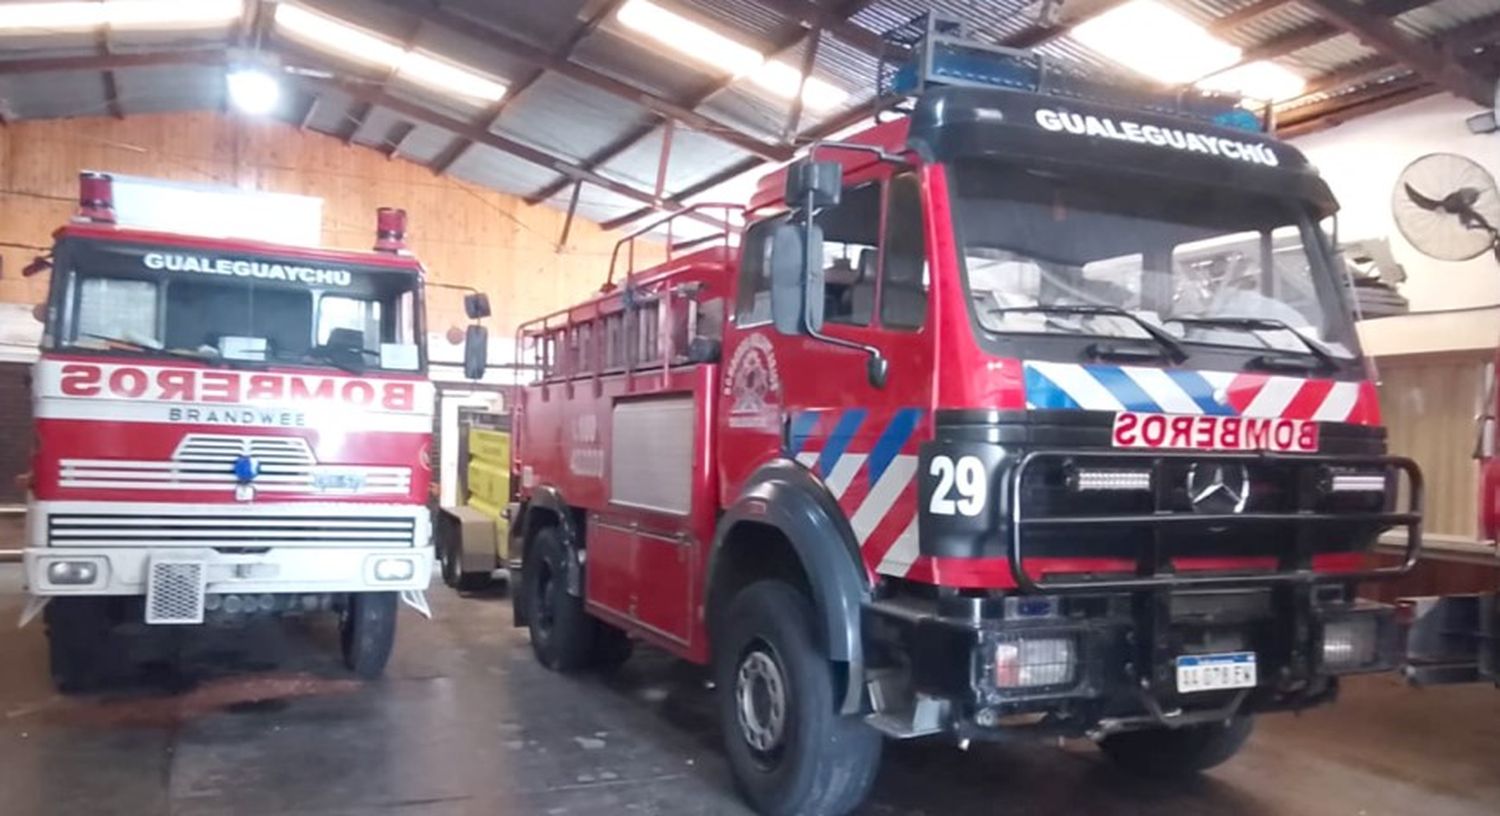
312,471,366,492
1176,652,1257,693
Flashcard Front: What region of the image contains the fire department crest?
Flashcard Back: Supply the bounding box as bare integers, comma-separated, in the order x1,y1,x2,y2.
724,334,782,430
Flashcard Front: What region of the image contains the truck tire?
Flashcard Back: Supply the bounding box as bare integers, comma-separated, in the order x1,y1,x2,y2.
44,597,114,693
523,526,596,671
1099,715,1255,778
440,535,492,592
340,592,398,680
715,581,882,816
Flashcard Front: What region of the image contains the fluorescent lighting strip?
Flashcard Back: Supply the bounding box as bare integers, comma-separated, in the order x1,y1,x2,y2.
275,4,506,103
0,0,243,32
1072,0,1305,102
617,0,847,111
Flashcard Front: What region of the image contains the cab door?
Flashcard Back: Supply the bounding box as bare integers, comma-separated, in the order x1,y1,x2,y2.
718,169,934,579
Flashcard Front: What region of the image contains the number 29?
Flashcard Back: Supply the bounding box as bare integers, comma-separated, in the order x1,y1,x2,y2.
928,454,987,517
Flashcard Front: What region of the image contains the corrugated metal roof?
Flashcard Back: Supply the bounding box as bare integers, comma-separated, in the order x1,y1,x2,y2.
1396,0,1500,39
496,71,652,164
1,0,1496,232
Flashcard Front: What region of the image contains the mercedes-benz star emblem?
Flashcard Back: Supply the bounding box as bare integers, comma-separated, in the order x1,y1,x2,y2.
1186,463,1251,514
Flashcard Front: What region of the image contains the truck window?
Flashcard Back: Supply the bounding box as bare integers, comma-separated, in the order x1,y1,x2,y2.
881,173,928,329
734,217,780,325
816,182,880,326
75,276,159,346
165,279,312,358
318,296,382,351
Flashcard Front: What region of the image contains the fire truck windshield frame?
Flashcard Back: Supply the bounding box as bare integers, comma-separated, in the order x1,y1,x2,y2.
45,238,426,375
950,160,1359,366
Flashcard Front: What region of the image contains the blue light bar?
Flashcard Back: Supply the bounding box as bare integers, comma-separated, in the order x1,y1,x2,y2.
880,13,1266,133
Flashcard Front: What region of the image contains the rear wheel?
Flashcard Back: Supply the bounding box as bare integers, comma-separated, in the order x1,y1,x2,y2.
715,581,882,816
1099,716,1255,778
340,592,398,680
44,597,115,693
440,534,492,592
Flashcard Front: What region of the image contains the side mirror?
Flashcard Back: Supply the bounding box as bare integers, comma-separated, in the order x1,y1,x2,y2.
1477,414,1496,460
768,221,824,336
785,159,842,209
464,324,488,380
464,292,491,319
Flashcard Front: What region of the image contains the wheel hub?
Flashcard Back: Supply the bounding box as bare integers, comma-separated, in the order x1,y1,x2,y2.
735,647,787,754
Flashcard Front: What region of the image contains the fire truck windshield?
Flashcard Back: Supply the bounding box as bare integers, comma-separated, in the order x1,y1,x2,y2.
49,241,424,374
952,161,1357,362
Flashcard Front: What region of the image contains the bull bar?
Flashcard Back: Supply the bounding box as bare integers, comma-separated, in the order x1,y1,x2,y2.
1005,450,1423,594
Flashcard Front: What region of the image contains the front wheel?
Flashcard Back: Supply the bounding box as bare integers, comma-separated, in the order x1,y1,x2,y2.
1098,716,1255,778
340,592,398,680
439,534,492,592
715,581,882,816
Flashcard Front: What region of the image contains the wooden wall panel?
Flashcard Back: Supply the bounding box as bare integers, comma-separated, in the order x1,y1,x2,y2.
1376,353,1489,538
0,112,662,344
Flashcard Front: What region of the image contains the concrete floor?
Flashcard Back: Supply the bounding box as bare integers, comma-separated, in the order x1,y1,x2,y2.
1,564,1498,816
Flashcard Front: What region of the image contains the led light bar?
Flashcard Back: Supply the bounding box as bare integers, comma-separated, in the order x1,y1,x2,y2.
1327,472,1388,493
1072,468,1152,492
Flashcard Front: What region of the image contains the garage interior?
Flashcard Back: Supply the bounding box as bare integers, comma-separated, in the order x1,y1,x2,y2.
2,0,1500,814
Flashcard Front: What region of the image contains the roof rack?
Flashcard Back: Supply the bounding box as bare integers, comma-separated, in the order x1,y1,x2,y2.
876,13,1268,133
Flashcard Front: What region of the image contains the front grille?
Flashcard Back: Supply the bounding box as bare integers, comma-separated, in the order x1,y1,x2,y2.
48,514,418,548
145,560,206,624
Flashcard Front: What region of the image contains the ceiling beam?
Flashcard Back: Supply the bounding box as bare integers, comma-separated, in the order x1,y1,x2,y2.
427,0,628,180
315,76,726,229
1207,0,1296,35
0,50,225,75
1233,0,1430,65
375,0,789,162
1277,75,1438,136
526,0,872,205
345,17,426,145
1298,0,1491,104
599,94,896,230
96,27,124,119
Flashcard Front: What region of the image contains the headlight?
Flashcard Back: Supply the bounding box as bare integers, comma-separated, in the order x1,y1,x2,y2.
373,557,416,582
46,560,99,586
1321,617,1379,669
1068,467,1151,492
994,636,1076,688
1322,467,1388,494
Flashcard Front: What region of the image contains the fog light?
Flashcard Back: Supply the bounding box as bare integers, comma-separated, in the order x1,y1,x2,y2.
1070,468,1151,491
994,637,1076,688
46,560,98,586
1321,618,1378,669
374,557,415,582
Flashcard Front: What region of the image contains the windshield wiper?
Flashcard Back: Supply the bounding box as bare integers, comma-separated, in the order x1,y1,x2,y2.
1167,316,1338,370
80,333,218,365
984,304,1188,363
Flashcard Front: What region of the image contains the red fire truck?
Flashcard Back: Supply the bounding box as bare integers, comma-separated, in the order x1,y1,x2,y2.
20,173,485,690
506,19,1423,815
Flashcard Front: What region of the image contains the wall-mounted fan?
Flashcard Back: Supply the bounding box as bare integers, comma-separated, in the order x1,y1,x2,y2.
1392,153,1500,263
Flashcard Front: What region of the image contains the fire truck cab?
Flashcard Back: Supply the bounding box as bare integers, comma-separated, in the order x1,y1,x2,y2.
507,19,1424,816
22,174,459,690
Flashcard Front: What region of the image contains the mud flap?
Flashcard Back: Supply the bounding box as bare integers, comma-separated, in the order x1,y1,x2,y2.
1399,594,1498,685
400,590,432,619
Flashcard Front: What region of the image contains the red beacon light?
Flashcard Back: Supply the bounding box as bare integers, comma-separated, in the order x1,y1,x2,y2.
75,171,116,224
374,207,408,253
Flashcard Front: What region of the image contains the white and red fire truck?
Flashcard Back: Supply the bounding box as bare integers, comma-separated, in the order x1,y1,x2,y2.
20,173,478,690
505,18,1423,816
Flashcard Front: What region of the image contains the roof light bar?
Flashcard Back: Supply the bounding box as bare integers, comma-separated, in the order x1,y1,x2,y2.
275,4,505,103
616,0,847,110
0,0,243,33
